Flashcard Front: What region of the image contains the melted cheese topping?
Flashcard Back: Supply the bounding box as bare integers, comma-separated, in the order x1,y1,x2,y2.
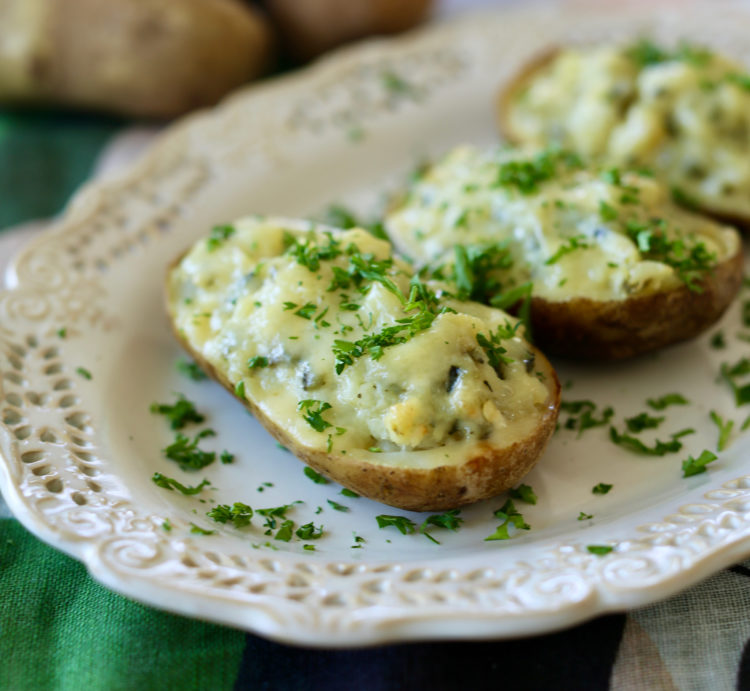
507,42,750,219
385,146,739,301
168,218,553,468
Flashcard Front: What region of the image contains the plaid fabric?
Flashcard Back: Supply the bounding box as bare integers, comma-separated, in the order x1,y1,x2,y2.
2,108,750,691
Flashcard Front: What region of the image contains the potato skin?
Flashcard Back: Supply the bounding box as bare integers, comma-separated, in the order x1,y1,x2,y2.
264,0,433,61
0,0,274,118
529,248,744,361
166,254,560,512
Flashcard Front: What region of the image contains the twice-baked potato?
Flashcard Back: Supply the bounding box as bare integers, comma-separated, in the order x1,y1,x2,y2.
385,146,743,360
497,40,750,225
166,217,560,511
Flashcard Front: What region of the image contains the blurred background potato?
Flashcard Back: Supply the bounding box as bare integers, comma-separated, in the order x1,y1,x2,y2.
0,0,434,119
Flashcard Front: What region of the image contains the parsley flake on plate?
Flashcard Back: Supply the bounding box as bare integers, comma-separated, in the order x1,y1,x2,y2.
176,359,207,381
509,484,537,505
484,500,530,541
150,394,205,430
151,472,210,495
207,503,253,528
682,449,718,478
303,467,329,484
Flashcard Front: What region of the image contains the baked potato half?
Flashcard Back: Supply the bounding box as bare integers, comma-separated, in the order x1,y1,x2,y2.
384,146,743,360
497,40,750,226
166,217,560,511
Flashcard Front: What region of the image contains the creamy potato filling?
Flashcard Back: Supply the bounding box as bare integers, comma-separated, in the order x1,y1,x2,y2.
168,218,551,464
507,40,750,218
385,146,739,302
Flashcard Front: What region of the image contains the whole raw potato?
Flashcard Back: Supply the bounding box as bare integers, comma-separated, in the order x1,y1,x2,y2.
264,0,433,61
0,0,274,118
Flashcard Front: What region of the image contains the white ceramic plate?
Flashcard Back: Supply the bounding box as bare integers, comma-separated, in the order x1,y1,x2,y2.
2,1,750,647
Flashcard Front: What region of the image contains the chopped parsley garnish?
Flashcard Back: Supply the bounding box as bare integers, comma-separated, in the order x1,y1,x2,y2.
598,200,618,222
682,449,718,478
220,450,235,464
625,39,712,68
327,499,349,512
709,411,733,451
721,359,750,406
647,393,689,410
295,522,324,540
561,400,614,436
189,523,216,536
484,500,530,541
490,282,534,336
294,302,318,320
206,224,235,251
207,502,253,528
150,394,205,429
257,503,298,530
76,367,92,380
176,359,207,381
303,544,316,551
340,488,359,498
421,509,463,534
711,331,726,349
601,168,621,185
592,483,613,495
303,467,329,484
545,235,590,265
298,399,333,432
625,412,665,433
382,70,416,96
609,426,692,456
162,520,172,532
163,430,216,470
496,149,582,194
587,545,613,556
375,514,417,535
451,242,513,303
333,290,450,374
57,327,67,339
509,484,537,505
284,230,343,272
275,520,295,542
151,472,210,495
671,186,699,210
578,512,593,521
320,204,389,240
234,380,246,398
476,322,518,374
247,356,269,369
624,218,715,292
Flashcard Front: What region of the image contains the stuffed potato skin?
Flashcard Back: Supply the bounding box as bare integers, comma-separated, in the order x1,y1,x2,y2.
497,42,750,226
385,146,743,360
166,218,561,511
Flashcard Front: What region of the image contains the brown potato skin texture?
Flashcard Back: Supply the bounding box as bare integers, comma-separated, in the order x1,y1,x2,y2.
0,0,274,118
529,248,744,361
265,0,433,62
166,256,561,512
496,47,750,229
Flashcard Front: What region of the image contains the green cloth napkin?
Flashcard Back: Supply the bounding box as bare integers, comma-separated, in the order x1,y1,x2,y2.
0,110,122,230
0,520,246,691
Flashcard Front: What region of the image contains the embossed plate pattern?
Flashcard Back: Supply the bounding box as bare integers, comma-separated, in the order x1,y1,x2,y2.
2,1,750,646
